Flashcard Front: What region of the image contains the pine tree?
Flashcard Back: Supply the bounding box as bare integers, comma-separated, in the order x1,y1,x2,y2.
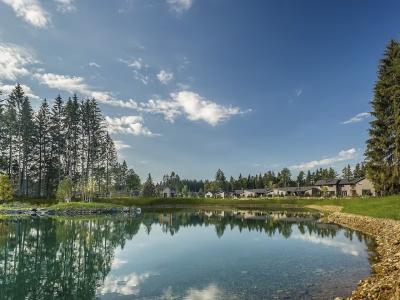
4,84,23,183
278,168,291,187
297,171,305,186
35,99,51,197
64,95,81,181
49,95,65,191
19,95,36,196
103,133,117,195
126,169,141,192
215,169,226,190
366,39,400,194
142,173,155,197
342,164,352,180
0,90,7,172
305,170,313,185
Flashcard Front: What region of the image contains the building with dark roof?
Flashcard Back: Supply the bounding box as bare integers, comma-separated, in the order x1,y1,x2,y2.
273,186,320,197
339,177,375,197
314,177,375,197
233,188,272,197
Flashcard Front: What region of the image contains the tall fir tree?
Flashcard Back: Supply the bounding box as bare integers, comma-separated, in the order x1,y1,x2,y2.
19,96,35,196
35,99,51,197
49,95,65,191
366,40,400,194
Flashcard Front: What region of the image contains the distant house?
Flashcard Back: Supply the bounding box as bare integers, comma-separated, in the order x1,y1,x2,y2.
162,187,176,198
245,188,270,197
339,178,375,197
272,186,321,197
314,178,376,197
295,186,321,197
314,179,341,197
215,190,226,198
204,190,226,198
233,188,271,198
205,191,214,198
233,189,245,198
272,187,288,196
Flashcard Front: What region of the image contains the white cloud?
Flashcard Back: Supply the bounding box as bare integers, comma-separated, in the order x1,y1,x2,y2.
171,91,247,126
290,148,357,171
114,140,131,151
54,0,75,12
133,70,149,85
342,112,370,124
98,272,151,296
133,91,248,126
33,72,247,126
89,62,100,68
292,234,360,256
157,70,174,84
119,58,149,84
119,57,147,70
184,284,223,300
129,59,144,70
34,72,123,104
105,115,158,137
167,0,193,13
295,88,302,97
111,257,127,269
1,0,50,28
0,83,39,99
0,42,36,80
33,72,144,110
34,73,89,94
139,98,182,122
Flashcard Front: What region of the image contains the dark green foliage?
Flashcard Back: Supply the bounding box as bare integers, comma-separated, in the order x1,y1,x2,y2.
342,164,353,180
366,39,400,195
142,173,156,197
0,84,139,200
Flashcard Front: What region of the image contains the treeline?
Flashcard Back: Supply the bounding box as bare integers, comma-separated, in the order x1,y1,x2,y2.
202,165,364,192
0,84,140,199
154,164,366,195
341,163,366,180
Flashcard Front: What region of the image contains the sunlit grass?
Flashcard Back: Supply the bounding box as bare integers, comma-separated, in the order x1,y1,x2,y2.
2,195,400,220
94,196,400,220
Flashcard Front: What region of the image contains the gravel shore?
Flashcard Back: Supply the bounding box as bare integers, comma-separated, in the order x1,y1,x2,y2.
324,211,400,299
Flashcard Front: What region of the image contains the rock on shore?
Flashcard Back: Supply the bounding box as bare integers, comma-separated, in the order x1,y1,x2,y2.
327,212,400,300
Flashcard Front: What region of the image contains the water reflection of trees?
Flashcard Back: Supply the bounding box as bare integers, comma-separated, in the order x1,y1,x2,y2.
0,217,142,299
140,210,345,240
0,210,376,299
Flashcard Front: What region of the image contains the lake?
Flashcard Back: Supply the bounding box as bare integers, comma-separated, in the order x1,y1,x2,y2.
0,209,376,299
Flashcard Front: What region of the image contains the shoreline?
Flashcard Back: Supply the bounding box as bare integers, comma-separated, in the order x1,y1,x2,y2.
0,203,313,216
309,206,400,299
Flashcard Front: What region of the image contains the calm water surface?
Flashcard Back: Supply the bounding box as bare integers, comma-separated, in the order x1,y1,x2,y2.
0,209,376,299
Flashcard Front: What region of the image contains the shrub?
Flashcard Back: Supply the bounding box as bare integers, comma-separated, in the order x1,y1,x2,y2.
56,177,73,202
0,175,13,202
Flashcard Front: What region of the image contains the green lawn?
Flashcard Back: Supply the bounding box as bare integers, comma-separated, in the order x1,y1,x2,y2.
93,196,400,220
0,201,120,212
49,202,121,210
2,195,400,220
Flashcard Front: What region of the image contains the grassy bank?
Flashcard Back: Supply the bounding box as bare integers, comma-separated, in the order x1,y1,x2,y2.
2,196,400,220
93,196,400,220
0,201,120,212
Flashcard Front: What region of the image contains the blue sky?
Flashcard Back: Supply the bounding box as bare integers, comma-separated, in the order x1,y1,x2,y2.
1,0,399,181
